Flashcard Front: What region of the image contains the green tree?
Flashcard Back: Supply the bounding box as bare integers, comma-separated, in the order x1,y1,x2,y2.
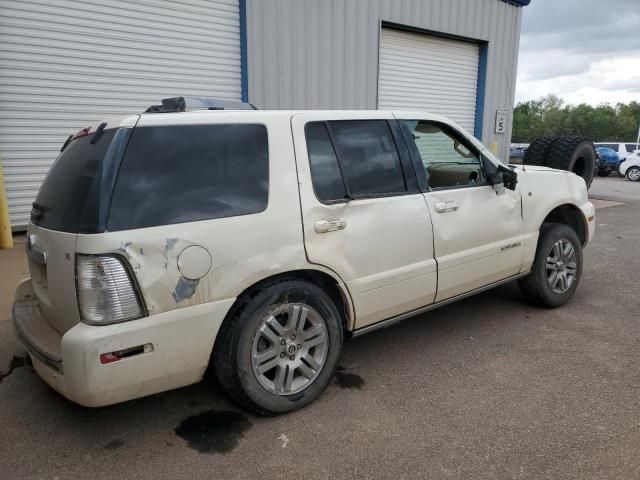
512,95,640,143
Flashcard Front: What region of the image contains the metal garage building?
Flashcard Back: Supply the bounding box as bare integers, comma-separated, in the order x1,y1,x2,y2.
0,0,530,228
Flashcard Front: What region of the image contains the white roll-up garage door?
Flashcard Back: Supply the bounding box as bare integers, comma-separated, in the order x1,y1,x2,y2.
0,0,241,228
378,28,480,134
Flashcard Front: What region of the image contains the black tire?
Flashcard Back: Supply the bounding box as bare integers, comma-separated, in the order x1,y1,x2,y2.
518,223,583,308
597,169,610,177
626,166,640,182
523,136,556,166
546,136,596,188
213,279,343,416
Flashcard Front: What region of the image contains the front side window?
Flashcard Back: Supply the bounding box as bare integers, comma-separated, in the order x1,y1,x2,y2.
327,120,406,196
401,120,485,190
108,124,268,230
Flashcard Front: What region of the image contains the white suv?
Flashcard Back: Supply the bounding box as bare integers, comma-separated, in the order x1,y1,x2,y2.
13,98,595,415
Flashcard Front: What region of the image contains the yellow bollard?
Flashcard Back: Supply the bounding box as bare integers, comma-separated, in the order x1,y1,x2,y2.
0,156,14,249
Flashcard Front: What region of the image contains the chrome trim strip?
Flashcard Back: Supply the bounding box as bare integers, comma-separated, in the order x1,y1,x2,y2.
351,272,530,338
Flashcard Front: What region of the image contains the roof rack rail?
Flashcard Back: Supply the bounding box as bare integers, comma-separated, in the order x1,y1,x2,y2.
145,96,258,113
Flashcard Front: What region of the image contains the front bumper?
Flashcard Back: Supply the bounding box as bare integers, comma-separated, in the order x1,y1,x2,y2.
13,280,235,407
579,201,596,246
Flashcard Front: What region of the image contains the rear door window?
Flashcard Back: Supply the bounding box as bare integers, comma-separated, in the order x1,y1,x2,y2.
305,122,348,202
327,120,407,197
625,144,638,154
108,124,268,230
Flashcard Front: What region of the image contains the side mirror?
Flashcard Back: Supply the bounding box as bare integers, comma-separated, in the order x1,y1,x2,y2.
483,156,517,194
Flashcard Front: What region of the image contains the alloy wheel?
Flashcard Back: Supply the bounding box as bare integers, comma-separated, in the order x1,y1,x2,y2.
251,303,329,395
545,238,578,294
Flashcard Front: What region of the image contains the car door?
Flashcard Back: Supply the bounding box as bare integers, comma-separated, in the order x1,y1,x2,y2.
398,118,525,302
291,112,437,329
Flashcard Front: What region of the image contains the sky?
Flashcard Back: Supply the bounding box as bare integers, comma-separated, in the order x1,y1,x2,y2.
515,0,640,106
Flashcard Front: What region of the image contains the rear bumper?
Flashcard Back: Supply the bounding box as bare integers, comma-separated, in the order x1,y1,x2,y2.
13,280,235,407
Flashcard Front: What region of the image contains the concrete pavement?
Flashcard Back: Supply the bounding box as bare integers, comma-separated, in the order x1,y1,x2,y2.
0,176,638,480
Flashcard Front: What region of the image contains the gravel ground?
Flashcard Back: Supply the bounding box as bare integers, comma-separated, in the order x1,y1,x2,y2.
0,176,638,480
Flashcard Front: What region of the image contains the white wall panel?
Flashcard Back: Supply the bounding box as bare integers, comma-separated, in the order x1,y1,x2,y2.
0,0,241,228
378,28,479,133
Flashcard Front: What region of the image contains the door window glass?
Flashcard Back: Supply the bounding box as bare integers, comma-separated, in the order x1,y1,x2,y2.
402,121,485,189
305,122,348,202
328,120,407,196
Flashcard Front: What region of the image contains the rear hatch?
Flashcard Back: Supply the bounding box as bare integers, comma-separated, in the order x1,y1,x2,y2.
27,117,138,335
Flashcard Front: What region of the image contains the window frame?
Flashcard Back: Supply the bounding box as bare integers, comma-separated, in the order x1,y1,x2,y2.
304,119,419,205
399,119,489,192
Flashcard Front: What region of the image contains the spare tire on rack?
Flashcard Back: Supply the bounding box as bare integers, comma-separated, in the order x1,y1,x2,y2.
545,136,596,188
523,136,555,166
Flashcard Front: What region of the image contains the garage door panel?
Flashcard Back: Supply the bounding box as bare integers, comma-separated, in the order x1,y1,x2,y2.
378,28,480,134
0,0,241,227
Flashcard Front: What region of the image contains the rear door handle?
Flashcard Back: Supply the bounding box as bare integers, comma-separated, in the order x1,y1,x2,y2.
434,201,459,213
314,219,347,233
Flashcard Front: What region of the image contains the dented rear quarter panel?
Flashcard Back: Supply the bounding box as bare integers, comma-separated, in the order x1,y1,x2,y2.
75,112,320,318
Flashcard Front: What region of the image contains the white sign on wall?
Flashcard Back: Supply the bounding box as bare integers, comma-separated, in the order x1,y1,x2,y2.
495,110,507,134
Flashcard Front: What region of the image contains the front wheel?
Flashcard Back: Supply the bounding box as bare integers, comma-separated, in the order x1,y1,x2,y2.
626,166,640,182
518,223,583,308
213,279,343,415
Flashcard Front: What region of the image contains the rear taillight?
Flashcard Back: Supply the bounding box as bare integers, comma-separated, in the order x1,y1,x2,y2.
76,255,144,325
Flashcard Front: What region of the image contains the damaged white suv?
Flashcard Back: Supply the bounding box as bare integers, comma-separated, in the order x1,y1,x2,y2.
13,97,595,415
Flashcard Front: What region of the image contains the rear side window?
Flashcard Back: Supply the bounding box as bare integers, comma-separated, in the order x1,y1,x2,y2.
328,120,407,197
108,124,268,230
33,128,119,233
626,144,638,153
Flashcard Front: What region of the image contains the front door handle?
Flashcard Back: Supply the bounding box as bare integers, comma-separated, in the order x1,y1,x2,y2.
434,201,459,213
314,218,347,234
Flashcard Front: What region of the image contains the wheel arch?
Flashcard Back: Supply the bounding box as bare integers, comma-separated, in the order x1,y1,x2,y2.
540,203,588,247
219,268,355,336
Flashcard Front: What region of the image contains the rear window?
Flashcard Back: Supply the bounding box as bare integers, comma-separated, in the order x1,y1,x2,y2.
107,124,268,231
32,128,120,233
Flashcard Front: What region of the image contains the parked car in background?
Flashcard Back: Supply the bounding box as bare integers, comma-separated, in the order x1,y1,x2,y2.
595,147,620,176
619,151,640,182
595,142,638,162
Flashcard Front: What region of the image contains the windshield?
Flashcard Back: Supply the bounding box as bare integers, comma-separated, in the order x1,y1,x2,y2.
32,128,124,233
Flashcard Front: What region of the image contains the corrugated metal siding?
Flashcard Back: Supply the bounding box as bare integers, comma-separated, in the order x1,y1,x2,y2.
0,0,241,228
378,28,479,133
247,0,522,160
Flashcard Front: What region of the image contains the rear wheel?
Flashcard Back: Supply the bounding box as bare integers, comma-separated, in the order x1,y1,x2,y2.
518,223,583,308
626,166,640,182
213,279,343,415
597,169,610,177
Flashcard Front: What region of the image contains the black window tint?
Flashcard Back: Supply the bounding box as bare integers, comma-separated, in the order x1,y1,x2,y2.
328,120,406,196
108,124,268,230
305,122,347,202
626,144,638,153
33,128,119,233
